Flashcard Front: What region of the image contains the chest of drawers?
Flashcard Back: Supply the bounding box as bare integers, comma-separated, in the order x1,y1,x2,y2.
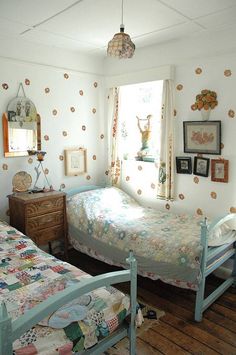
8,191,68,259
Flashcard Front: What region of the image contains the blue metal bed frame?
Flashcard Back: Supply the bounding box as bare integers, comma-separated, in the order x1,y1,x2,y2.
195,215,236,321
0,251,137,355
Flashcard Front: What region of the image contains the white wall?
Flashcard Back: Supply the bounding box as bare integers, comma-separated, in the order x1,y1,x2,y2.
1,33,236,221
0,37,105,75
0,46,106,220
105,41,236,218
174,56,236,217
104,27,236,76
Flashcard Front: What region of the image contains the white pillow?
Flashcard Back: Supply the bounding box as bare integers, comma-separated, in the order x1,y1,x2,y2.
208,220,236,246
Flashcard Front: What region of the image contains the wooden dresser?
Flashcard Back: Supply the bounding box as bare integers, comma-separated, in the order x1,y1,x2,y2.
8,191,68,259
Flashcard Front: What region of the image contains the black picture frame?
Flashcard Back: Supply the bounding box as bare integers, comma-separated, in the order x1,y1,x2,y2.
193,156,210,177
176,156,192,174
183,120,221,155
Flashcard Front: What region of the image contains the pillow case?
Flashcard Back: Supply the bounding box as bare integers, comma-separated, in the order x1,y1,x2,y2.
208,219,236,246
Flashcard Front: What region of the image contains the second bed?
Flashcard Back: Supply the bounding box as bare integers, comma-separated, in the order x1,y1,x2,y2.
66,186,236,321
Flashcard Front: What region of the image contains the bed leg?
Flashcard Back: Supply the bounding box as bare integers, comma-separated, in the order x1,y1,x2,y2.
195,277,206,322
127,251,137,355
0,302,12,355
232,246,236,287
195,218,208,322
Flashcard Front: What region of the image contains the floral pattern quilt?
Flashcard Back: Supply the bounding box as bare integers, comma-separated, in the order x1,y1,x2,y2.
0,220,130,354
67,187,205,289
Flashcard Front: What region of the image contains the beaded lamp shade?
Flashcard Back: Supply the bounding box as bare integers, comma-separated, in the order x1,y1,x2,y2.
107,26,135,59
107,0,135,59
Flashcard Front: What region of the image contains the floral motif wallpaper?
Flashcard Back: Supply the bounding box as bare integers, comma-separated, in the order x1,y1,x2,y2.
0,55,235,222
120,57,236,219
0,58,106,220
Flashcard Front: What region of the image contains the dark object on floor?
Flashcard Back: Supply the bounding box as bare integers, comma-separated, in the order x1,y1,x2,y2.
139,303,157,319
144,310,157,320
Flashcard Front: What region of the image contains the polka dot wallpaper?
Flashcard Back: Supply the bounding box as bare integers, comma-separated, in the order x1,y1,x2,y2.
120,57,236,218
1,55,235,221
0,59,106,220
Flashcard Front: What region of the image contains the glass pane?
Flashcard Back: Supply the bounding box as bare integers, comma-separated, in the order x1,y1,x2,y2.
9,124,37,152
118,80,163,160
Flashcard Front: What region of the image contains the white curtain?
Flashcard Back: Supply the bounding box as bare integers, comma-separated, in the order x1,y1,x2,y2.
156,79,175,200
107,87,121,186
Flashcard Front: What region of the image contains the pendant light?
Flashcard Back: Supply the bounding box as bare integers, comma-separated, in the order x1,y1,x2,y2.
107,0,135,59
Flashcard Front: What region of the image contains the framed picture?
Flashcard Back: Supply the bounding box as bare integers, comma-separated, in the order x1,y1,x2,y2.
64,148,87,176
183,121,221,155
211,159,229,183
176,156,192,174
193,157,210,177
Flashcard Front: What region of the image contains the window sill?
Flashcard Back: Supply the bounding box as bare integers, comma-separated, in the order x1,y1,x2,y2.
122,157,155,164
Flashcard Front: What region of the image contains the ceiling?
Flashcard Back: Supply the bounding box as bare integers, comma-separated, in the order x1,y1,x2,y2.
0,0,236,57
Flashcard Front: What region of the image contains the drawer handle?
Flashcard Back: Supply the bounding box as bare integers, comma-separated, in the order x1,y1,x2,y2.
40,216,54,224
42,203,52,208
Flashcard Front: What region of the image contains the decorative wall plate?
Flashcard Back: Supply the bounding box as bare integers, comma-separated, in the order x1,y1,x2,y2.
7,96,37,123
12,171,32,192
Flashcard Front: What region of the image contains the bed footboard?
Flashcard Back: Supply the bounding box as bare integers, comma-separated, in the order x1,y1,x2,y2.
0,251,137,355
195,215,236,322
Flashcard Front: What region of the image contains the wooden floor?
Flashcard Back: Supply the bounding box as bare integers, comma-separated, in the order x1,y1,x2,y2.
67,249,236,355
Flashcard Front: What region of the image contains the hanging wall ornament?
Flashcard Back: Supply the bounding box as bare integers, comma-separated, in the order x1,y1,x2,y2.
7,83,37,126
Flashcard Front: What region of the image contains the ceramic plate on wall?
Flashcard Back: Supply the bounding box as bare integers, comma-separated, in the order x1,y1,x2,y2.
12,171,32,192
7,96,37,123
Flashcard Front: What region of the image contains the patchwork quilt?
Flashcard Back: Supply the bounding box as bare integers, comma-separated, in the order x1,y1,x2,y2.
67,187,205,289
0,220,130,354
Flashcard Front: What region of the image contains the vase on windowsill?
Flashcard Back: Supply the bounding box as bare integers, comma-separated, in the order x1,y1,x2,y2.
201,108,211,121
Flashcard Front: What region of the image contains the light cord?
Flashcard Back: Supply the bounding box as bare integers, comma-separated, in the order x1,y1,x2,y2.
121,0,124,26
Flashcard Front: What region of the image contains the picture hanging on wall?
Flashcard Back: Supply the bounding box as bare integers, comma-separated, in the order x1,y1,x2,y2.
64,148,87,176
193,157,210,177
176,156,192,174
211,159,229,183
183,121,221,155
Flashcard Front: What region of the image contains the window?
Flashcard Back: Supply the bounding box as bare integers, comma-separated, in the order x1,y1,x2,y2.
118,80,163,161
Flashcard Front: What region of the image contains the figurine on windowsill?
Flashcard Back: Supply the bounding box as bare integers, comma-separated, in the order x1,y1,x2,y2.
136,115,154,161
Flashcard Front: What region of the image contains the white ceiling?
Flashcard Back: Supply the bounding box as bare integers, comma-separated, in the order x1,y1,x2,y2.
0,0,236,57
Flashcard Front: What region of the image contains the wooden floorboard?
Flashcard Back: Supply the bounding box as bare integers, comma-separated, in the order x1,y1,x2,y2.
139,328,191,355
67,249,236,355
136,338,163,355
151,319,218,355
204,308,236,334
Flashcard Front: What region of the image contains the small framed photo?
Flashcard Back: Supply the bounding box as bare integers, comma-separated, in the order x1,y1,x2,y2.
183,121,221,155
193,157,210,177
211,159,229,183
176,157,192,174
64,148,87,176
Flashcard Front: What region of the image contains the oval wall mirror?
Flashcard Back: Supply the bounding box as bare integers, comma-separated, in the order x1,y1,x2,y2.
2,112,41,157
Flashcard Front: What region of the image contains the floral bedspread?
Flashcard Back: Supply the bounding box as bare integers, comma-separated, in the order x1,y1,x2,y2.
0,220,130,354
67,187,204,289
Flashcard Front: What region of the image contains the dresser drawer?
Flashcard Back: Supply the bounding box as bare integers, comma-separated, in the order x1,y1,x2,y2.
27,211,64,231
30,225,64,245
8,191,68,259
25,197,64,217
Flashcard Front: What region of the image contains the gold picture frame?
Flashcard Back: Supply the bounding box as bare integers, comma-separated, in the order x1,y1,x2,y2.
64,148,87,176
